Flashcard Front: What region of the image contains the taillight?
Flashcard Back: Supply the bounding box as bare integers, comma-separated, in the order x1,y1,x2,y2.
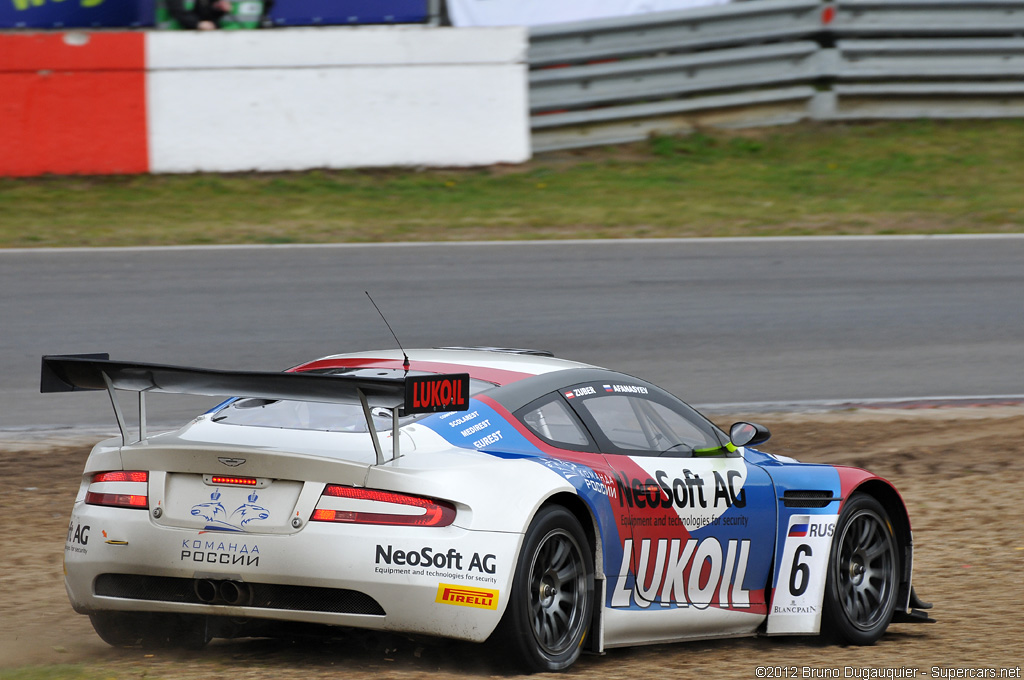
92,471,147,483
311,485,456,527
209,475,257,486
85,471,149,509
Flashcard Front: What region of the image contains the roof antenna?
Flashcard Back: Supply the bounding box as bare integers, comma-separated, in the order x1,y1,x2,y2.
365,291,410,371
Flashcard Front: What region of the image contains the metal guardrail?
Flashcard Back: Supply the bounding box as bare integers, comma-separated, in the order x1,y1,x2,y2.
531,41,820,112
814,82,1024,120
528,0,824,67
533,86,817,151
832,0,1024,36
826,39,1024,79
815,38,1024,120
528,0,1024,152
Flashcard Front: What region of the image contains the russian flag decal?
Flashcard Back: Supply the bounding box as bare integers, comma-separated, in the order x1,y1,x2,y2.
788,524,809,537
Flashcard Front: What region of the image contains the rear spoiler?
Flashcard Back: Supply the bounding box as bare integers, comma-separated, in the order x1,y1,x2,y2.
41,354,469,464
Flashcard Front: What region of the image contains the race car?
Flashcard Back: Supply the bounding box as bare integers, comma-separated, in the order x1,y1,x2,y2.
43,347,933,672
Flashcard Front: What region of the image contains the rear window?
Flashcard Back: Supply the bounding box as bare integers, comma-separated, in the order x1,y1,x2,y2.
516,394,594,450
211,368,495,432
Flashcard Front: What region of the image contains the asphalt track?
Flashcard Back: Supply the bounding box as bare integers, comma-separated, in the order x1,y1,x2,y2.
2,235,1022,432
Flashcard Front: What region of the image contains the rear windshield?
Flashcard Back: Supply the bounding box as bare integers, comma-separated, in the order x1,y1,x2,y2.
210,367,495,433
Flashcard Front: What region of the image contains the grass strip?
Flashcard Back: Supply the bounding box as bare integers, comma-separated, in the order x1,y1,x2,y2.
1,120,1021,249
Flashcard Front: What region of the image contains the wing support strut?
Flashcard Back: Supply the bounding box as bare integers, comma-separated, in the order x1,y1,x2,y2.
357,387,385,466
101,371,129,446
101,372,148,446
355,389,404,465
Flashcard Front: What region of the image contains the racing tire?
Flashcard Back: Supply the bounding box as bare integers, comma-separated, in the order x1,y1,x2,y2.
821,493,900,645
89,612,211,649
498,505,594,673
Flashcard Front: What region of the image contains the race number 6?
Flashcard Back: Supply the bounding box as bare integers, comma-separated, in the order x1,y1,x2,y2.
767,514,837,635
788,544,812,596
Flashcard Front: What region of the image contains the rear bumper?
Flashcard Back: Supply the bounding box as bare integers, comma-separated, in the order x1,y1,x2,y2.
64,502,522,642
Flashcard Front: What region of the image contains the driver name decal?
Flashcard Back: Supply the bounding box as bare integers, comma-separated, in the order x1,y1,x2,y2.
604,384,649,394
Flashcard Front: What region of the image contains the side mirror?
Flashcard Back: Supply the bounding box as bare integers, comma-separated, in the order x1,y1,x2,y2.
729,421,771,448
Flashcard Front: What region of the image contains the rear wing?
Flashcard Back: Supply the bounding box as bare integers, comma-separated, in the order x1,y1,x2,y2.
41,354,469,464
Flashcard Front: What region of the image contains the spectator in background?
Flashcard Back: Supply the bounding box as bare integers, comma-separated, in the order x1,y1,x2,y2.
259,0,275,27
166,0,232,29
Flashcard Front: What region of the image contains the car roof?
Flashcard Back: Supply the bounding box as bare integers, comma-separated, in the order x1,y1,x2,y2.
293,349,665,415
293,348,599,387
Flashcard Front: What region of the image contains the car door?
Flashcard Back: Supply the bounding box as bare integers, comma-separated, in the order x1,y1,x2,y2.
560,379,776,614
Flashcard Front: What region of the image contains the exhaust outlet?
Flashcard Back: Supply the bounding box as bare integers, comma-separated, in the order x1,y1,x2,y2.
218,580,251,606
194,579,218,603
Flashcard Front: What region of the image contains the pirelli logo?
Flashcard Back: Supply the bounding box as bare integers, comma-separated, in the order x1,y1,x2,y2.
435,583,499,610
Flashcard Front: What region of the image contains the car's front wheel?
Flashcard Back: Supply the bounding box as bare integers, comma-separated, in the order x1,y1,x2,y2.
821,493,900,645
498,505,594,672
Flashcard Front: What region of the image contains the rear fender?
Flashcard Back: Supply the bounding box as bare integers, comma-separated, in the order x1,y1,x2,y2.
535,490,605,653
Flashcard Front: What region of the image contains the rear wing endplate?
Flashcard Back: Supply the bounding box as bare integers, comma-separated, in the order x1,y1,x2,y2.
41,354,469,464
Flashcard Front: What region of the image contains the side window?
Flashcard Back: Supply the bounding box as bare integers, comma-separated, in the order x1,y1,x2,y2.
565,382,727,457
579,395,651,451
516,394,594,450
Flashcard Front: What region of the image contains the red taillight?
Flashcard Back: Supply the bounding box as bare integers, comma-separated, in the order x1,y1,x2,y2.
85,471,149,509
209,475,257,486
84,492,148,508
92,471,148,483
311,485,456,527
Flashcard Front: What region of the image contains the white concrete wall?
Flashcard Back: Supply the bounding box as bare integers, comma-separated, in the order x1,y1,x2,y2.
146,26,530,173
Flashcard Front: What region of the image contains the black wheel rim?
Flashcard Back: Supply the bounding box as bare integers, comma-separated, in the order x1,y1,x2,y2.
836,508,896,631
527,528,588,656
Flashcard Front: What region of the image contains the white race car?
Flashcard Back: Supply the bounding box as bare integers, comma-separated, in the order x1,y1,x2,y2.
44,348,932,672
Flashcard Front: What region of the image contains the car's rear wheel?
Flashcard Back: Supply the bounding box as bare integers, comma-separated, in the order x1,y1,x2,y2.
821,493,899,645
499,505,593,672
90,612,211,649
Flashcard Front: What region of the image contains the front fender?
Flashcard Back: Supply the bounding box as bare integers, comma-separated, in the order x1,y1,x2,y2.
836,467,915,614
756,456,914,635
